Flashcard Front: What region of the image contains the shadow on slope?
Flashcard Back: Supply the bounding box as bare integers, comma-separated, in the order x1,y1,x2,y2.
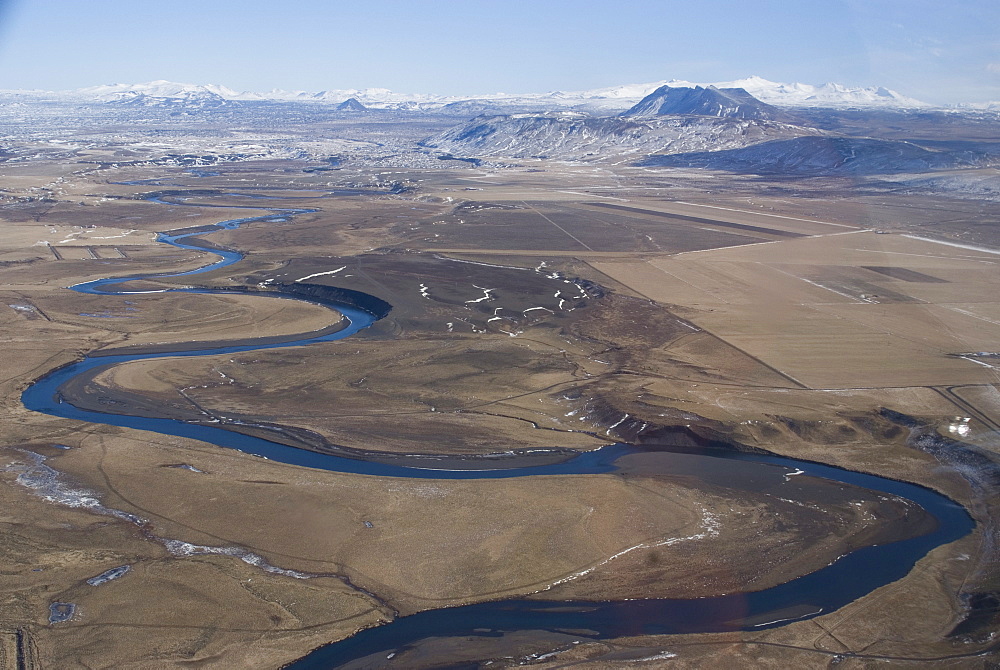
637,135,993,175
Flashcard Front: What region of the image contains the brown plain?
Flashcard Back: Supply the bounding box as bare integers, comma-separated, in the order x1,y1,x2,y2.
0,156,997,668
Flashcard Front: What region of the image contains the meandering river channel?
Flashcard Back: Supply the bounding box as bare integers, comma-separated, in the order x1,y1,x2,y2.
19,193,974,668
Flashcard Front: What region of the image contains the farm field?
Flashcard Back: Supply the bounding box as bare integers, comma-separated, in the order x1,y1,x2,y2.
0,150,997,668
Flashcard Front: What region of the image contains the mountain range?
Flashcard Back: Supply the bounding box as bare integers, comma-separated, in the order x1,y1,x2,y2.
422,84,1000,177
0,75,941,111
421,112,813,161
2,75,995,187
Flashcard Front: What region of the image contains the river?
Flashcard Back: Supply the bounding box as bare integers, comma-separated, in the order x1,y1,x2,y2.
19,192,973,668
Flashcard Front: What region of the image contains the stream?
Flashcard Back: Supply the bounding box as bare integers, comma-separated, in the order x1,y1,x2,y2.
19,192,974,668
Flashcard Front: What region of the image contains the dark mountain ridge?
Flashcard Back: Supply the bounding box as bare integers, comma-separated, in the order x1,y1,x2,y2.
336,97,368,112
623,85,785,121
638,135,996,175
421,113,810,160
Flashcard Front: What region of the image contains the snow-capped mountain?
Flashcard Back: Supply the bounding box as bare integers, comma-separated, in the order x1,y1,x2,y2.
72,79,244,100
623,86,784,120
107,90,237,110
0,76,940,111
956,101,1000,111
724,76,928,109
420,78,997,173
550,75,930,110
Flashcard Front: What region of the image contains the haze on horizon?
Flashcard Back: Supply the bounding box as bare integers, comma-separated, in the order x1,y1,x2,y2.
0,0,996,105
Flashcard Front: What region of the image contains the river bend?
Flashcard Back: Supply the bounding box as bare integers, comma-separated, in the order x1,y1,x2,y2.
18,193,973,668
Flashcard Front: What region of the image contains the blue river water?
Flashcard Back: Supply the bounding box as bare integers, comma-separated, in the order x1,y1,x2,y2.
18,195,974,668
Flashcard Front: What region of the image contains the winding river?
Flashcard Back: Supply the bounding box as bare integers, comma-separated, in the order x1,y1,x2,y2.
19,192,974,668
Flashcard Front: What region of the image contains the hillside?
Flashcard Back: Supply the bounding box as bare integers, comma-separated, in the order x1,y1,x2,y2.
623,85,785,120
421,113,811,160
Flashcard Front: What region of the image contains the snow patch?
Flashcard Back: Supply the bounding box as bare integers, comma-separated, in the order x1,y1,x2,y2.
295,266,347,282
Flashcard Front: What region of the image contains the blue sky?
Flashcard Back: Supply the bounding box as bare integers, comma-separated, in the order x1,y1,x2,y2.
0,0,996,103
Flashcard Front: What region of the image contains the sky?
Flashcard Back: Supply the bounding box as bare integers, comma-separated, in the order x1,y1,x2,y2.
0,0,996,104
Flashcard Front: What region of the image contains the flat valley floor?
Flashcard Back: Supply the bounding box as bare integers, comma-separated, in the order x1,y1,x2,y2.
1,155,999,668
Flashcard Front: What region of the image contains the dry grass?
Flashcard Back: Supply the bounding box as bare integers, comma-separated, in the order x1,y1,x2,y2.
592,231,1000,390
